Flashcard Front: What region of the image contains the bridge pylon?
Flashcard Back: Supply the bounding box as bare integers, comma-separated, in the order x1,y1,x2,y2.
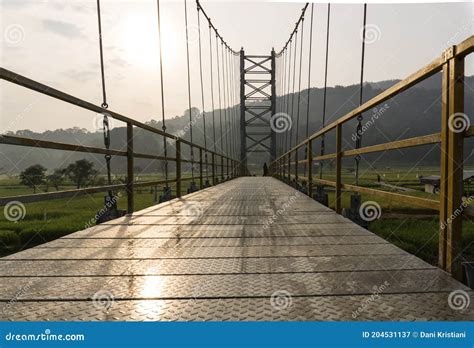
240,49,277,176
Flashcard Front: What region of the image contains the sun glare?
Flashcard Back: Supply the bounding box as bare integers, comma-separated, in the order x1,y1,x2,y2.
120,14,177,68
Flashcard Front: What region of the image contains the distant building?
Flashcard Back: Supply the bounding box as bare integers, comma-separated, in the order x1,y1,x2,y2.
419,171,474,194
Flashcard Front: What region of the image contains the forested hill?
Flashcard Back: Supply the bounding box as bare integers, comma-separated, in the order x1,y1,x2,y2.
1,75,473,174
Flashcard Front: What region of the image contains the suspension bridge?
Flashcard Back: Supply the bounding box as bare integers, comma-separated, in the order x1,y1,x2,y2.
0,1,473,321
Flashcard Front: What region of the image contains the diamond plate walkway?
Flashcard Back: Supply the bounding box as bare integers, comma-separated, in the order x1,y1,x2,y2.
0,177,472,321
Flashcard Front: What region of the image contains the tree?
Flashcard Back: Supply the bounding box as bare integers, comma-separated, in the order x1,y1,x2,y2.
65,159,98,189
19,164,46,193
47,168,66,191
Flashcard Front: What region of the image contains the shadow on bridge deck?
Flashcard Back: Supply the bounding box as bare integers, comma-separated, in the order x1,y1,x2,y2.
0,177,472,321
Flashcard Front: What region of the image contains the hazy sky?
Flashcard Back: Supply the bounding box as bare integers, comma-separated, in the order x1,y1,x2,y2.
1,0,473,132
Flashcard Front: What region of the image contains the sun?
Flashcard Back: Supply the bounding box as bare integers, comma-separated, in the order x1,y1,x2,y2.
120,13,177,68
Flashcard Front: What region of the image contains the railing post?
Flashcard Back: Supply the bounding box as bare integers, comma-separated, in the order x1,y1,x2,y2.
335,125,342,214
199,148,203,189
126,123,134,214
295,151,299,182
211,152,216,185
226,158,229,179
176,139,182,198
287,154,291,182
439,58,450,272
281,158,284,180
294,151,298,183
439,46,465,279
307,140,313,198
221,155,224,180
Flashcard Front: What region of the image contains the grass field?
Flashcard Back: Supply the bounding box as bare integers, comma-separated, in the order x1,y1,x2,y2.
0,167,473,267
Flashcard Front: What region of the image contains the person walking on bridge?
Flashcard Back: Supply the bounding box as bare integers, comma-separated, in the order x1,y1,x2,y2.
263,163,268,176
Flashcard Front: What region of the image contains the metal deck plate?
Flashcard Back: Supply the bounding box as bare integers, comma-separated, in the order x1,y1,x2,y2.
0,177,472,321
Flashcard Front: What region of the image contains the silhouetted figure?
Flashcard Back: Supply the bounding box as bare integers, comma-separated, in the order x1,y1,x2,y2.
263,163,268,177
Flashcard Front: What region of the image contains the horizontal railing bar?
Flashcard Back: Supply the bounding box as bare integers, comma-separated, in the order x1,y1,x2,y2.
0,134,127,157
178,139,233,161
133,153,176,161
311,178,439,210
0,184,126,206
134,179,176,188
180,175,213,182
280,133,443,163
314,153,336,161
277,55,447,161
312,178,337,187
277,35,473,162
309,133,442,161
0,174,235,205
342,183,439,211
0,68,238,164
342,133,441,157
0,68,174,139
456,35,474,57
0,134,177,162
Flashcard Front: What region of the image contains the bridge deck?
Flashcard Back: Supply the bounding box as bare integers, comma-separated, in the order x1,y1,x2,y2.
0,177,472,321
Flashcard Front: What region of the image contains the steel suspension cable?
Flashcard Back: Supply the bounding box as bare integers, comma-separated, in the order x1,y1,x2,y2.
222,42,229,158
184,0,195,181
276,3,309,56
281,48,287,154
228,49,236,161
295,17,305,146
197,5,209,182
284,39,293,153
156,0,169,186
355,3,367,186
289,29,298,149
276,53,283,155
305,3,314,141
304,3,314,175
276,55,284,157
96,0,107,109
226,48,233,160
96,0,113,198
320,3,331,179
231,52,238,160
208,23,216,152
230,52,237,160
216,34,224,159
